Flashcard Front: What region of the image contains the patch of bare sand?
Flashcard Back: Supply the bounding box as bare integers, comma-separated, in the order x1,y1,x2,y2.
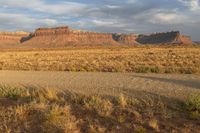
0,71,200,101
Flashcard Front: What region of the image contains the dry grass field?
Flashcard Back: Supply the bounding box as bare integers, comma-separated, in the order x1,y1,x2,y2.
1,46,200,132
0,86,200,133
0,46,200,74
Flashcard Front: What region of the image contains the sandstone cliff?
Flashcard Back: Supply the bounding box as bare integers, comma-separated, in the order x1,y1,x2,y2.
0,26,193,48
34,26,70,36
21,27,120,48
136,31,192,45
0,32,28,41
0,32,29,48
113,34,139,45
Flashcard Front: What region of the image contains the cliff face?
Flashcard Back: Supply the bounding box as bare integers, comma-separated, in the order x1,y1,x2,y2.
34,26,70,36
21,27,120,48
0,32,29,48
0,26,193,48
113,34,138,45
0,32,28,41
136,31,192,45
173,34,193,45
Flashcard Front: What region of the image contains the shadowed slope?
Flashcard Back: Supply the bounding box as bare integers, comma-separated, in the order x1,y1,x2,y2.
136,31,192,45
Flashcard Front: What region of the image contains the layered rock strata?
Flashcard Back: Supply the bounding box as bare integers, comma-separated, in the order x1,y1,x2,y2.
0,26,193,48
136,31,192,45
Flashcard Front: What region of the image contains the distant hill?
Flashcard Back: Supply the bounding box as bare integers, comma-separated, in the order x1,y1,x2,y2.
0,26,193,48
0,32,29,48
136,31,192,45
194,41,200,44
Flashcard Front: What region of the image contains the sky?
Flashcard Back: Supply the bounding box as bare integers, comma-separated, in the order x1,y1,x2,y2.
0,0,199,40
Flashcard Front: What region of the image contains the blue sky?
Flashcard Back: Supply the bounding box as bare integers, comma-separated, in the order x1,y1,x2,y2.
0,0,199,40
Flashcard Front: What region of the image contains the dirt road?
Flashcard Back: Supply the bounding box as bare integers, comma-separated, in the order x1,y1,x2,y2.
0,71,200,100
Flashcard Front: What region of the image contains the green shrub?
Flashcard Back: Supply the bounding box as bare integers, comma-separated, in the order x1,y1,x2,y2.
185,95,200,119
150,66,161,73
135,126,146,133
0,86,29,100
135,66,150,73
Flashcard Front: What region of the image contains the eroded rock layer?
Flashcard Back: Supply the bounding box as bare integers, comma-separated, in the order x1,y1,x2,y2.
0,32,29,48
0,26,193,48
0,32,28,41
34,26,70,36
136,31,192,45
113,34,139,45
21,27,120,48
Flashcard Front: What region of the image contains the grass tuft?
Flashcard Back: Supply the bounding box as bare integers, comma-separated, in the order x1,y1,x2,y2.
83,95,113,116
185,95,200,119
0,86,199,132
0,86,29,100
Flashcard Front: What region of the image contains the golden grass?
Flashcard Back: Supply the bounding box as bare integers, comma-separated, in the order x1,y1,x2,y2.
0,46,200,73
0,86,200,132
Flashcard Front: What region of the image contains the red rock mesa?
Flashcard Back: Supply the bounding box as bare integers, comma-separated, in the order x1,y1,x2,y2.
0,26,193,48
136,31,192,45
21,26,120,48
0,32,29,48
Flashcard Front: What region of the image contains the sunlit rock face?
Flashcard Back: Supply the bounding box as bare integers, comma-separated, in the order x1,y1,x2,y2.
0,32,29,48
0,26,193,48
21,26,120,48
112,33,139,45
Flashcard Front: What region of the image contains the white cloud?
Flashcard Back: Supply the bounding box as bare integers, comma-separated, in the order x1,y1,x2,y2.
127,0,138,3
106,5,121,9
92,20,115,26
91,19,128,29
0,0,88,15
134,9,189,25
36,2,87,16
0,0,42,9
0,0,199,40
150,12,187,25
0,12,58,30
178,0,200,11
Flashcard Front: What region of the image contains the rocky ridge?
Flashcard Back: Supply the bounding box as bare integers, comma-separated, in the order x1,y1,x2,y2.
136,31,192,45
0,32,29,48
0,26,193,48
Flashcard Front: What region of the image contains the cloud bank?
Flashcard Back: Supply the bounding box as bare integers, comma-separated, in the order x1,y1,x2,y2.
0,0,199,40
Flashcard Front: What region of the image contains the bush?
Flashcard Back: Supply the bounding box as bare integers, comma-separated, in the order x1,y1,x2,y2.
0,86,29,100
150,66,162,73
135,66,150,73
135,126,146,133
83,96,113,116
116,94,127,108
42,105,79,133
164,67,176,73
185,95,200,119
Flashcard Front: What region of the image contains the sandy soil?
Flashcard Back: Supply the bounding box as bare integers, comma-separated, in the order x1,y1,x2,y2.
0,71,200,101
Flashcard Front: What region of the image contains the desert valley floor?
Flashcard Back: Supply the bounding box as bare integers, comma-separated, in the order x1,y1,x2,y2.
1,71,200,101
0,47,200,132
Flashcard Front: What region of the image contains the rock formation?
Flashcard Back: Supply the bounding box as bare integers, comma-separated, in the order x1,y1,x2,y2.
0,32,29,48
0,26,193,48
113,34,139,45
0,32,28,41
34,26,70,36
136,31,192,45
21,27,120,48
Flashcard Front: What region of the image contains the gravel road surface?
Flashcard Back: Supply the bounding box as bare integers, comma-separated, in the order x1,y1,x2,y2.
0,71,200,100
